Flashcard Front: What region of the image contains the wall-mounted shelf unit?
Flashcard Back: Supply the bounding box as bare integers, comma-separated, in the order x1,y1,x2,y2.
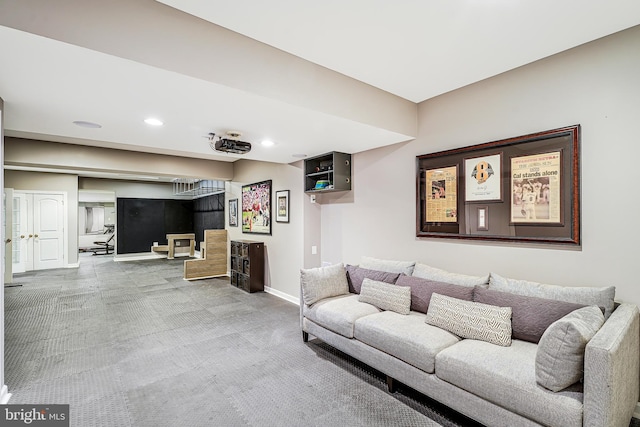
304,151,351,193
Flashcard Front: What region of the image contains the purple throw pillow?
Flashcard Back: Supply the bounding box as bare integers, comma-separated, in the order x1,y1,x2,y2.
345,265,400,294
394,275,474,314
473,286,586,343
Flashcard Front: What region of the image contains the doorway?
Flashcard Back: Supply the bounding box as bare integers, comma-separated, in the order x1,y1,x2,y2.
12,191,65,273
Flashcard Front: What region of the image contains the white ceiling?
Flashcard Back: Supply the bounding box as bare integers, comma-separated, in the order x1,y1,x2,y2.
1,0,639,177
159,0,640,102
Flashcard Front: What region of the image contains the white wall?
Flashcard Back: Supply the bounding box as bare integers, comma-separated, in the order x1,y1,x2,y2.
320,25,640,309
227,159,304,302
0,96,9,403
79,178,178,199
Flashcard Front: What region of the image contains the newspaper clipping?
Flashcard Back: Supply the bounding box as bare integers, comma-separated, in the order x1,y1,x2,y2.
425,166,458,223
510,151,561,223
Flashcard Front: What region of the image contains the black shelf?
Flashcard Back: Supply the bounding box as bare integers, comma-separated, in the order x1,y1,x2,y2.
230,240,264,293
304,152,351,193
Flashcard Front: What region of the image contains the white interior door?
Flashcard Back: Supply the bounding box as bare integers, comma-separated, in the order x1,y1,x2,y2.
33,194,64,270
3,188,13,283
12,192,30,273
13,192,64,272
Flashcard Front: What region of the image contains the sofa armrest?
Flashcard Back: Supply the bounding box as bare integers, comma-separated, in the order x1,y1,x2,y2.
583,303,639,427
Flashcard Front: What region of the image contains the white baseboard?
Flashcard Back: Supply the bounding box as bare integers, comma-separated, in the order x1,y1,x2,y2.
0,385,11,404
264,286,299,305
114,253,168,262
634,402,640,420
66,262,80,268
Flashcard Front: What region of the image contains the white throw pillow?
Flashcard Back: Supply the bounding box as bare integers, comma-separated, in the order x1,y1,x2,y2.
535,306,604,392
300,263,349,306
412,263,489,287
425,293,512,347
360,256,416,275
358,278,411,315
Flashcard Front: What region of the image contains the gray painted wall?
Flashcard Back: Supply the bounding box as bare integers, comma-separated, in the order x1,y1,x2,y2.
226,159,304,301
319,25,640,309
0,95,7,402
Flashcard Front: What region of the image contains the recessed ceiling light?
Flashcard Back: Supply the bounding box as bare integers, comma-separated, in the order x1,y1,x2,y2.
73,120,102,129
261,139,275,147
292,153,307,158
144,118,164,126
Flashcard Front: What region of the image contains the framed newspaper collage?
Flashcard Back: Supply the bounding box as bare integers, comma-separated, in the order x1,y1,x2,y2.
416,125,580,245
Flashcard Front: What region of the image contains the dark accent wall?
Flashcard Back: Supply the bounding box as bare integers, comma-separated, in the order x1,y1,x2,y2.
116,195,225,254
193,193,225,249
117,198,194,254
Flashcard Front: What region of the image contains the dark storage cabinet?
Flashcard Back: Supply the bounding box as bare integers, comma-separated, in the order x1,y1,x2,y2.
230,240,264,293
304,151,351,193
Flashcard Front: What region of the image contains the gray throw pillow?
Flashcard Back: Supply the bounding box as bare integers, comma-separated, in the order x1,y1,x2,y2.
360,256,416,276
412,263,488,287
300,263,349,306
473,286,586,343
535,306,604,392
489,272,615,319
345,265,400,294
358,278,411,315
425,293,512,347
396,275,474,313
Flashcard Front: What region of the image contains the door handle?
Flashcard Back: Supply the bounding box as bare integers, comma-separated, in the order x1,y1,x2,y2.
20,235,25,239
28,234,33,238
34,234,39,238
4,238,11,243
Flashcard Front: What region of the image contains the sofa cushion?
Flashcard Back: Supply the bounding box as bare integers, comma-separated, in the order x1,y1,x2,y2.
474,286,586,343
303,294,380,338
412,263,488,287
345,265,400,294
300,263,349,306
489,272,615,319
354,311,460,373
395,275,474,313
358,278,411,315
360,256,416,276
426,293,512,347
536,306,605,392
435,339,584,427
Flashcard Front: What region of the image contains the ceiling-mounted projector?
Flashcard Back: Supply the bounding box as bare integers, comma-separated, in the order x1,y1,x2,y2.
208,132,252,154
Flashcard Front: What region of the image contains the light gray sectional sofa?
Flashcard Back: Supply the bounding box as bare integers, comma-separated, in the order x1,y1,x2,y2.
299,258,640,427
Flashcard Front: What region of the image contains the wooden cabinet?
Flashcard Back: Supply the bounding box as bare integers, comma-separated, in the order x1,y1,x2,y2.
304,151,351,193
230,240,264,293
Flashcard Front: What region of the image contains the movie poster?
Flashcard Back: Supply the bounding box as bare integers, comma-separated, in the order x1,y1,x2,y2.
510,151,561,223
425,166,457,223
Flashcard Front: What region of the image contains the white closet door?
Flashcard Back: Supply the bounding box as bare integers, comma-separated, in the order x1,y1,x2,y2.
33,194,65,270
12,193,31,273
3,189,13,283
13,192,65,272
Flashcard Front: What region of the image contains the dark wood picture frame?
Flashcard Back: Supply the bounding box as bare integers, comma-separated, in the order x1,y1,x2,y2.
416,125,580,245
241,179,272,235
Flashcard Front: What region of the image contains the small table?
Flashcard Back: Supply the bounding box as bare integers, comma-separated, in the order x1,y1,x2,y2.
151,233,195,259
